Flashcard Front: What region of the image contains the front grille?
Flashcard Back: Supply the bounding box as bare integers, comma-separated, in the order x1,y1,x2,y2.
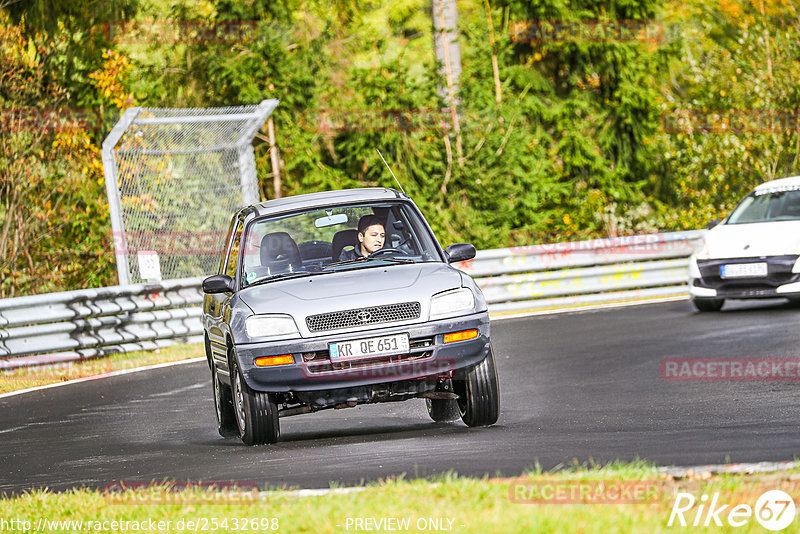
306,302,421,332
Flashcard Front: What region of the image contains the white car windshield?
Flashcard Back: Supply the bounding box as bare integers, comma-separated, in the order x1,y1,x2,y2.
240,202,442,287
726,189,800,225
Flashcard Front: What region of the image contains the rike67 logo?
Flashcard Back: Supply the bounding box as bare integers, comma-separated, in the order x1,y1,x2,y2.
668,490,796,531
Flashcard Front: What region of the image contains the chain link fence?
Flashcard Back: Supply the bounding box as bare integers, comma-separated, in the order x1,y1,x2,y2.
101,100,278,285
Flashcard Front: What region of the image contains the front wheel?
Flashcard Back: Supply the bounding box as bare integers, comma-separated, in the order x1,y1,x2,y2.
691,297,724,312
230,351,280,446
453,346,500,427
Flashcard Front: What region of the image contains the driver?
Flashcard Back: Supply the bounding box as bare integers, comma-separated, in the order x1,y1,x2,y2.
339,215,385,261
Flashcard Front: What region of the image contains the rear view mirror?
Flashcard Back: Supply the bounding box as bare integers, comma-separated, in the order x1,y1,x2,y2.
706,219,721,229
315,213,348,228
445,243,476,263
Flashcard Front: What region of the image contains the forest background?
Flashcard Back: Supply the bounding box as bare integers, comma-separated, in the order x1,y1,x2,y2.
1,0,799,297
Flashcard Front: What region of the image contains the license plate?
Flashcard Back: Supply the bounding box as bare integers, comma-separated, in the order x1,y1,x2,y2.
329,333,409,361
720,262,767,278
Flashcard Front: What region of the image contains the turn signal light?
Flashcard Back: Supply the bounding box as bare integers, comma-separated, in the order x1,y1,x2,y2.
254,354,294,367
443,329,478,344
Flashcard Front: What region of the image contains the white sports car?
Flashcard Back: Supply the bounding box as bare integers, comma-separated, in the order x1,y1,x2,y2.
688,175,800,311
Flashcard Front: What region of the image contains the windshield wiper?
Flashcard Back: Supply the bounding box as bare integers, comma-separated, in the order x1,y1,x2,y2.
372,257,415,264
324,256,414,270
324,257,371,269
245,271,319,288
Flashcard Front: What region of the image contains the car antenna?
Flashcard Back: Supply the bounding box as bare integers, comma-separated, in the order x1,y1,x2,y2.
376,148,407,195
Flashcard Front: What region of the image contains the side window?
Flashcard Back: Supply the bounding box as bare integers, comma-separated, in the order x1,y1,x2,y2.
224,222,243,278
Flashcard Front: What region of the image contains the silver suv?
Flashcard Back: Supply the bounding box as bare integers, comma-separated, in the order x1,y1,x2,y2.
202,188,499,445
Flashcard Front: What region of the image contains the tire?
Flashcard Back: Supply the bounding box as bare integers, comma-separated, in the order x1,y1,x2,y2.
691,297,724,312
204,333,213,371
230,350,280,446
211,364,239,438
453,345,500,427
425,380,461,422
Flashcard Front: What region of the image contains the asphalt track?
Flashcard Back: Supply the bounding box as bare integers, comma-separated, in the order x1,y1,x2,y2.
2,299,799,494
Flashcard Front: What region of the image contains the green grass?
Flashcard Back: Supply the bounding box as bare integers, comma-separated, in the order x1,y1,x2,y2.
0,343,204,395
2,464,799,533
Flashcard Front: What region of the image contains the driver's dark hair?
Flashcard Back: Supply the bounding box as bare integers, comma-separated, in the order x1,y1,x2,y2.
358,215,384,235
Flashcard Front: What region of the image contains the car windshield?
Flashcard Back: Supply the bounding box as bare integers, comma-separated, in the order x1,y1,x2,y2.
726,188,800,225
240,202,442,287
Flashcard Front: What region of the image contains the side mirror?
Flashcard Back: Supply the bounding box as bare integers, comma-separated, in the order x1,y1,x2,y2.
445,243,476,263
706,219,721,230
202,274,234,294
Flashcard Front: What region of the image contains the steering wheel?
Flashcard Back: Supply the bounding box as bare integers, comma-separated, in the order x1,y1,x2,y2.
368,248,404,258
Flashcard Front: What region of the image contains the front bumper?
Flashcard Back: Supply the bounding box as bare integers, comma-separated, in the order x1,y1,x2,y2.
235,311,490,392
690,255,800,299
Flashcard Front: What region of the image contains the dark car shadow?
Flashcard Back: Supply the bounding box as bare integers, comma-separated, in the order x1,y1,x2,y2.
196,420,501,449
716,299,800,313
278,421,476,445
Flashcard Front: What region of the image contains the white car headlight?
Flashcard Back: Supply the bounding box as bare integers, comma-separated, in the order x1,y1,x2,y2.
694,240,710,260
245,314,300,339
688,255,702,279
429,288,475,320
793,256,800,273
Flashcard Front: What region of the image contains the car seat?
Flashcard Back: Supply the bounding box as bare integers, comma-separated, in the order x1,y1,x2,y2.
331,229,358,261
260,232,302,275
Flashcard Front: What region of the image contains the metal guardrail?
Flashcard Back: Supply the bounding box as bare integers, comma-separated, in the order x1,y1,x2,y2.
458,230,705,314
0,278,205,370
0,231,705,369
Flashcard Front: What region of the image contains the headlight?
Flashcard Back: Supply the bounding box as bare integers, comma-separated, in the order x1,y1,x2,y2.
688,255,701,279
694,241,710,260
429,288,475,320
245,314,300,339
793,256,800,273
